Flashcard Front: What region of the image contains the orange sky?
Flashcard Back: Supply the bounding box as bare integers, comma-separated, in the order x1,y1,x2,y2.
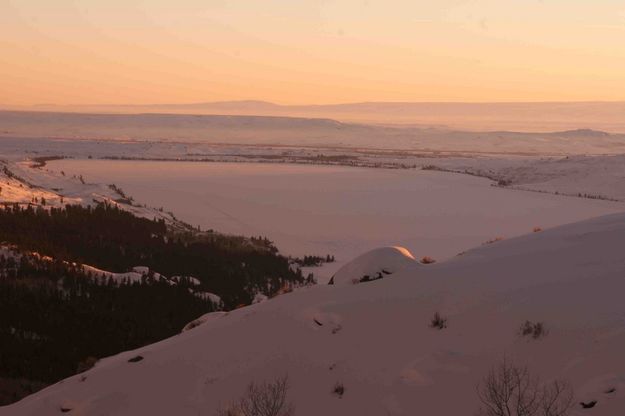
2,0,625,106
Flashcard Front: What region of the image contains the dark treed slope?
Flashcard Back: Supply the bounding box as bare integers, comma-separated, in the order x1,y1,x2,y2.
0,203,310,405
0,257,211,403
0,203,306,307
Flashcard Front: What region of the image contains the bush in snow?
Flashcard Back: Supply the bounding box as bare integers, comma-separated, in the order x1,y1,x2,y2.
429,312,448,330
519,321,548,339
477,359,573,416
218,375,294,416
332,382,345,398
420,256,436,264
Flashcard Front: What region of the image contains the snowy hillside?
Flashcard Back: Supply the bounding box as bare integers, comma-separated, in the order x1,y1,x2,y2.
0,159,183,228
3,212,625,415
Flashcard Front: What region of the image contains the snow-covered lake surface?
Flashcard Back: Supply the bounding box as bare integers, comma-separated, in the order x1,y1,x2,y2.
50,160,624,281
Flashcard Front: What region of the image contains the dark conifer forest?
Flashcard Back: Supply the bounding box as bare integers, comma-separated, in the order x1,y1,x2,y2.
0,204,308,405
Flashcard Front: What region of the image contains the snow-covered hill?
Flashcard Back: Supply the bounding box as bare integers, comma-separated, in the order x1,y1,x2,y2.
329,246,418,285
0,159,182,227
3,212,625,415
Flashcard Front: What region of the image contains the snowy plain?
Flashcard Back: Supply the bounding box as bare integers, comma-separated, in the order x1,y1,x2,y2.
49,159,624,283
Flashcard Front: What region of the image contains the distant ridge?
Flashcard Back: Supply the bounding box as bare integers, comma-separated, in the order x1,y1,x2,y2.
554,128,611,138
4,101,625,132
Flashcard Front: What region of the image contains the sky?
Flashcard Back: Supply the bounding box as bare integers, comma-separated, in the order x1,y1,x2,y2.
2,0,625,106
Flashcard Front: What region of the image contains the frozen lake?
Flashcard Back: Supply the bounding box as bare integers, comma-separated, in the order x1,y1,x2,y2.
50,160,624,282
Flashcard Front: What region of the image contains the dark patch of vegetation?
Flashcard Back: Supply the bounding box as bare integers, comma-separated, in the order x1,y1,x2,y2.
0,376,46,407
76,356,98,374
519,321,548,339
579,400,597,409
102,155,417,170
30,156,66,169
357,268,393,284
358,272,382,283
0,203,306,307
108,184,134,205
430,312,448,330
422,164,443,171
292,254,335,267
2,166,35,188
420,256,436,264
332,382,345,398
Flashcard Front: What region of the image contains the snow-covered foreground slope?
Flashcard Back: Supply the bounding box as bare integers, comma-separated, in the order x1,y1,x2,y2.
4,212,625,415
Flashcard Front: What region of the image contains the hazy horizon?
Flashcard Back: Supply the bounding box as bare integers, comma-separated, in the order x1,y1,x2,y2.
6,99,625,109
5,100,625,132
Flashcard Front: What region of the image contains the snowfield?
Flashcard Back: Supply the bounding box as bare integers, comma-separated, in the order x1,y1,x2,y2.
2,212,625,415
49,159,625,283
3,110,625,154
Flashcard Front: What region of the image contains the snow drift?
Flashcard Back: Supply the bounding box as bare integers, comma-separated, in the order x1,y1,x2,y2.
329,246,418,285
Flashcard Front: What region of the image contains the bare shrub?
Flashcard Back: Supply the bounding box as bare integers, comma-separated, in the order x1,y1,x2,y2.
430,312,448,330
519,321,548,339
420,256,436,264
218,376,294,416
332,382,345,398
477,359,573,416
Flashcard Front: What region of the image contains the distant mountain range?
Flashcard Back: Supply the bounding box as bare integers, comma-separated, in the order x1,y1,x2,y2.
3,100,625,132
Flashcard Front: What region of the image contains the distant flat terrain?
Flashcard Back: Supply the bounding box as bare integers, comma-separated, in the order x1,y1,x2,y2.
49,159,624,282
3,110,625,155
